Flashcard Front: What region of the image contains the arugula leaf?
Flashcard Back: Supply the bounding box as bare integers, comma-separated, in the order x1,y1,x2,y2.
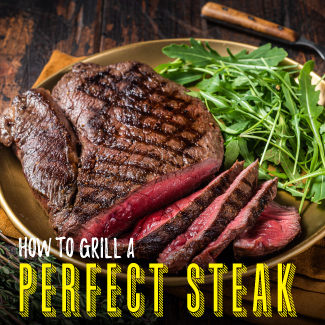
273,116,302,183
200,91,230,109
278,182,304,198
298,61,325,168
224,139,240,168
155,58,183,73
162,38,287,69
232,75,258,88
283,72,301,174
233,43,287,67
161,70,203,85
238,137,254,164
320,123,325,134
307,172,325,203
162,41,216,66
219,120,251,135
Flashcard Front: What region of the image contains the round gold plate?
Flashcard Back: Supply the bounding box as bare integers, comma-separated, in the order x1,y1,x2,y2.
1,39,325,286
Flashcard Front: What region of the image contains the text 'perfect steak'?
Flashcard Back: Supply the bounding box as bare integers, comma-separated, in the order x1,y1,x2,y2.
52,61,224,246
192,177,278,270
0,89,78,230
233,201,301,258
113,161,244,259
158,160,259,273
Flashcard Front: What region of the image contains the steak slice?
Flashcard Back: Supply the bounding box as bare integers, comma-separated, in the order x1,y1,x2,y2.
113,161,244,259
192,178,278,270
158,160,259,273
52,61,224,246
233,201,301,258
0,88,78,231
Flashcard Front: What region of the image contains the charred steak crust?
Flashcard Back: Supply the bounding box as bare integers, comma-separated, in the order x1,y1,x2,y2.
112,161,244,259
158,160,259,273
52,61,224,242
192,177,278,270
0,88,78,232
135,161,243,259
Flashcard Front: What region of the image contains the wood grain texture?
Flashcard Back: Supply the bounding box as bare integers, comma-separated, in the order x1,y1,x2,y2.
0,1,325,324
0,0,324,112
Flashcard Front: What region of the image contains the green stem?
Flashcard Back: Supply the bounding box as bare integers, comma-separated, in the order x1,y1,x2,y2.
191,67,214,76
260,104,281,165
299,178,311,213
241,134,308,173
241,103,277,135
268,69,299,101
278,182,303,197
283,169,325,185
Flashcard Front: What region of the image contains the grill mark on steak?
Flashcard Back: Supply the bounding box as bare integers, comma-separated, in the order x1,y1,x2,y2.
52,61,224,242
87,155,167,176
114,112,202,147
76,190,115,204
78,65,204,142
80,105,201,162
79,180,145,192
82,79,196,127
227,189,245,208
157,160,259,273
124,97,197,128
82,62,192,109
80,90,204,159
86,92,198,135
192,178,278,270
80,70,192,111
111,161,244,259
84,170,148,185
115,93,193,122
94,144,182,170
120,134,195,160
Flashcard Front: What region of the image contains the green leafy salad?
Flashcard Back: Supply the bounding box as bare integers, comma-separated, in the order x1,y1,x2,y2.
156,38,325,212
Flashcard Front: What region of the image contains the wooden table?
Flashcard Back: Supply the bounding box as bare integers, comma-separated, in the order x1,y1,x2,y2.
0,1,324,324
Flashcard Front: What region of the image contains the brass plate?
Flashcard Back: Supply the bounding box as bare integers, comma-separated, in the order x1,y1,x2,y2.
1,39,325,286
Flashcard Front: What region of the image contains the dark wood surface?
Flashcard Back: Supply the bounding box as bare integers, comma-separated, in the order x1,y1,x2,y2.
0,0,324,324
0,0,324,110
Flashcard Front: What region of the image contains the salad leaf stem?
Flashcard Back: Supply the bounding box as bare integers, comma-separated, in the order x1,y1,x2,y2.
260,104,281,165
283,169,325,186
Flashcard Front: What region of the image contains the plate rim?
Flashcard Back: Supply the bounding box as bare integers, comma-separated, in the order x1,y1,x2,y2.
1,38,325,286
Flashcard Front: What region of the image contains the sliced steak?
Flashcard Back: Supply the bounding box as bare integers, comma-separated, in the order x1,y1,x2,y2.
113,161,244,259
233,201,301,258
0,88,78,231
52,61,224,246
158,160,259,273
192,178,278,270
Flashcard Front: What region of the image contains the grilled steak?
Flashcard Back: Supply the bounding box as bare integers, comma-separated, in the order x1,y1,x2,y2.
158,160,259,273
0,88,78,229
233,201,301,258
52,61,224,246
192,178,278,270
113,161,244,259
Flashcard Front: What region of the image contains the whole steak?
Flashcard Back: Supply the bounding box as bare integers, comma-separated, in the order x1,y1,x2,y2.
0,88,78,230
52,61,224,246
